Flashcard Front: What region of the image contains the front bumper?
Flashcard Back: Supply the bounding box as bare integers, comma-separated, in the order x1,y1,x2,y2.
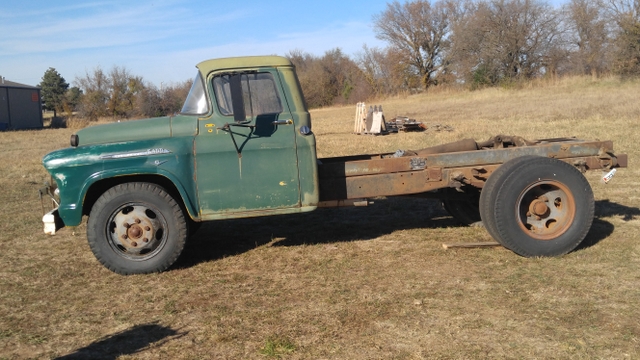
43,208,64,235
39,180,64,235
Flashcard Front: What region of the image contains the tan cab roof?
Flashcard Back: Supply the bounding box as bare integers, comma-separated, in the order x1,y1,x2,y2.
196,56,293,76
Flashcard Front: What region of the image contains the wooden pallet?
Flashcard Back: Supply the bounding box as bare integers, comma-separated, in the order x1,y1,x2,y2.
354,103,386,135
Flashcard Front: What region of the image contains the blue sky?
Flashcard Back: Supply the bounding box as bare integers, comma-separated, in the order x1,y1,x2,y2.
1,0,391,87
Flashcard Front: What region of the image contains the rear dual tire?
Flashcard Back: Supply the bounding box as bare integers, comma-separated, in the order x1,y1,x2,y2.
480,156,594,257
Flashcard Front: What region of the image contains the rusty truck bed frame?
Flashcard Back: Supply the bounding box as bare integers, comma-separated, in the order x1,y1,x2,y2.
317,135,627,204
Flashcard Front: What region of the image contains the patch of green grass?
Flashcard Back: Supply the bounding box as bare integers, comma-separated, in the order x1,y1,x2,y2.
0,330,13,339
164,300,178,315
259,336,296,358
25,333,48,345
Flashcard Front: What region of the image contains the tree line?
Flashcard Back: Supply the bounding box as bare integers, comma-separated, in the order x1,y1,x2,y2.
293,0,640,107
369,0,640,90
40,0,640,117
40,67,191,121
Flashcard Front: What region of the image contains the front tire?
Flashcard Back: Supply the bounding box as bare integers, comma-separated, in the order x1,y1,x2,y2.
480,156,594,257
87,182,188,275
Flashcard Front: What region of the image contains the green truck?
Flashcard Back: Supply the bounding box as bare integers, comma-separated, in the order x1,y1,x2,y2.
41,56,627,275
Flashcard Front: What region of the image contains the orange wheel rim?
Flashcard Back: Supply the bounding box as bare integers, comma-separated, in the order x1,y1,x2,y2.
516,180,576,241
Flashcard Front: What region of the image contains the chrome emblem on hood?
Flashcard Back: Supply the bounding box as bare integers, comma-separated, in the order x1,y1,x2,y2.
99,148,172,160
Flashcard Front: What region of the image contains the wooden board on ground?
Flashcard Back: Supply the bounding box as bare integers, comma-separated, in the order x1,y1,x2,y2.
442,241,501,249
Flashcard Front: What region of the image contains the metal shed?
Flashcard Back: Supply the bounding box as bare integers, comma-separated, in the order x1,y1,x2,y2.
0,78,43,130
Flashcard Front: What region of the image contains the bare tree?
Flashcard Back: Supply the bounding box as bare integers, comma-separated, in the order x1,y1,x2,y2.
565,0,611,77
134,80,191,118
453,0,563,86
448,0,486,85
106,66,143,119
75,67,110,121
161,80,192,115
287,50,331,107
286,49,372,108
373,0,453,89
357,45,419,95
605,0,640,75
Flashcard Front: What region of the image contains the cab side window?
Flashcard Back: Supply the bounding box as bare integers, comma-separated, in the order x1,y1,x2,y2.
212,72,283,118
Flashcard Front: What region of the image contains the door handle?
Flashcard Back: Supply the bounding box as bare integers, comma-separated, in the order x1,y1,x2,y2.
272,119,293,125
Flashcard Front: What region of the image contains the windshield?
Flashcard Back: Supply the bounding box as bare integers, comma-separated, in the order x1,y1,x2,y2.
180,72,209,115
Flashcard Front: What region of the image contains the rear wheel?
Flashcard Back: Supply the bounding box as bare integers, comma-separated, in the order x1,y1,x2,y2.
87,182,188,274
479,156,594,257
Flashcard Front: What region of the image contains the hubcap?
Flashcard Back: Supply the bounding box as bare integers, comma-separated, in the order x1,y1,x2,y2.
107,204,168,260
517,181,575,240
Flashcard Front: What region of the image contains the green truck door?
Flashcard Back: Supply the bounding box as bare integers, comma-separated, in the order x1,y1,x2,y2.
195,70,301,218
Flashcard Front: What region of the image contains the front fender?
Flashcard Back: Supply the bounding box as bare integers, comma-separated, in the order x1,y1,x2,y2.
58,167,199,226
47,137,199,226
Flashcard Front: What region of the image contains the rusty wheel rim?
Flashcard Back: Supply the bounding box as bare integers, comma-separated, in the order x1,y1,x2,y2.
106,203,168,260
516,180,576,241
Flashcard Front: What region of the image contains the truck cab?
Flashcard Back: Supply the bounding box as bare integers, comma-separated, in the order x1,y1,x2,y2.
43,56,319,227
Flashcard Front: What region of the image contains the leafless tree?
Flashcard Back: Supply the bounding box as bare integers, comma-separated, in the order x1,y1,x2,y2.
287,49,372,108
605,0,640,75
565,0,611,77
373,0,454,89
452,0,563,86
134,80,191,118
107,66,143,119
356,45,418,96
75,67,110,121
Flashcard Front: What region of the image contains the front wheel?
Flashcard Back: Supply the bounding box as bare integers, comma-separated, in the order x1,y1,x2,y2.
480,156,594,257
87,182,188,275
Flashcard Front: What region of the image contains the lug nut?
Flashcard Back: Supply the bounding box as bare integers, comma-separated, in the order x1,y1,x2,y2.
131,241,138,247
145,226,151,231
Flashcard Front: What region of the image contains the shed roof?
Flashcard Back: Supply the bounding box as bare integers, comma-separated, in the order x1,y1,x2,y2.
0,79,40,89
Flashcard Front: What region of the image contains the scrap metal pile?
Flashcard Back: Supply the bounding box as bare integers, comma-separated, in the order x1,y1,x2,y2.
385,116,425,133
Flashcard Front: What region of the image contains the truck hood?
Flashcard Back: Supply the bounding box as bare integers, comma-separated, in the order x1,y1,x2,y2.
74,117,173,147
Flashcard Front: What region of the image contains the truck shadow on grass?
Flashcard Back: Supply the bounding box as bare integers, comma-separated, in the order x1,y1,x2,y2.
178,197,449,268
54,322,184,360
577,199,640,250
176,198,637,270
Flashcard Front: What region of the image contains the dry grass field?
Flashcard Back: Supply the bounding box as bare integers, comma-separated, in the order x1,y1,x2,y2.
1,76,639,359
